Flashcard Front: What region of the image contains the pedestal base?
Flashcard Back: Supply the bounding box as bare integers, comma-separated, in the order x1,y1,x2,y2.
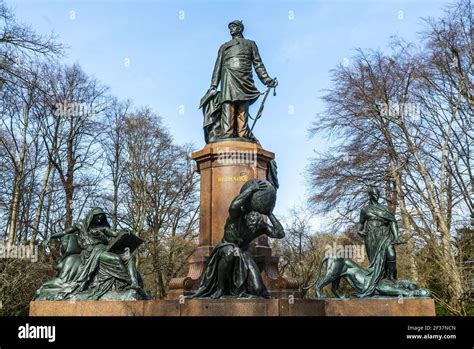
168,140,299,298
30,298,435,316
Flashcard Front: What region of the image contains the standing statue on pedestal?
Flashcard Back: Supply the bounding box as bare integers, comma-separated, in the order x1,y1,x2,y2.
200,20,277,143
34,207,149,301
357,186,403,296
191,179,285,298
304,186,431,298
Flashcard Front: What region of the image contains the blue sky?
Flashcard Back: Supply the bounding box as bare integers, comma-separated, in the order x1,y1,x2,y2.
9,0,452,223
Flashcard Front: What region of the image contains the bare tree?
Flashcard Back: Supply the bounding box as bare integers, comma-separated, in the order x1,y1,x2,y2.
101,98,131,230
0,1,62,89
39,64,108,228
308,0,472,314
119,109,199,298
0,61,43,245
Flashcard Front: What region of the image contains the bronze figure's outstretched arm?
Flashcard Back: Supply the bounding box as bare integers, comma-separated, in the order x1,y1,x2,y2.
101,227,120,238
50,225,78,240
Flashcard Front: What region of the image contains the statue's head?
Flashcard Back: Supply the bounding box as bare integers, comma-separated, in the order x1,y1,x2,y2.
396,279,419,290
87,207,110,229
367,186,380,202
228,20,244,37
245,211,263,233
93,213,106,225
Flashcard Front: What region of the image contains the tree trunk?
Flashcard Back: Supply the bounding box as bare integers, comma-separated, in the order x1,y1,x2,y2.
43,168,56,243
393,171,419,281
64,132,74,228
30,163,52,247
8,104,29,246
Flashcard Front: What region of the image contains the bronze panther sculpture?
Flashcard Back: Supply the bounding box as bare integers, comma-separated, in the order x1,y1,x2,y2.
304,256,431,298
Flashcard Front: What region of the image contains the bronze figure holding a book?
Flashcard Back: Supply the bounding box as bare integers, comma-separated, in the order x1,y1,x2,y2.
34,207,149,301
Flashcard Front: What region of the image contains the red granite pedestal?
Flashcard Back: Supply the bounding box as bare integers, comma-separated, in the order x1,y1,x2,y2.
167,140,299,299
29,298,436,316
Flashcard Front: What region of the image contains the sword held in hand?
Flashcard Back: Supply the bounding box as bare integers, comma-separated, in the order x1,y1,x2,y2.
249,78,277,133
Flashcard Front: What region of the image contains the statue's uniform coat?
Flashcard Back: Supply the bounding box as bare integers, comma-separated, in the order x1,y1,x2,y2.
211,37,272,105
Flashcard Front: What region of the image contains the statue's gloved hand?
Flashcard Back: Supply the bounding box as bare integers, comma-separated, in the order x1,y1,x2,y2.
209,85,218,95
266,78,278,88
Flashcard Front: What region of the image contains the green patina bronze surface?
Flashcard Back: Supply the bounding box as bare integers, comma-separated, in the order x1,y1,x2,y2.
200,20,277,143
34,208,149,301
356,186,402,296
305,186,431,299
191,179,284,298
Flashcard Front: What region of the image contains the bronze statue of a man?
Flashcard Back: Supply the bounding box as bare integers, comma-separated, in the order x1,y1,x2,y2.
207,20,277,140
191,179,285,298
